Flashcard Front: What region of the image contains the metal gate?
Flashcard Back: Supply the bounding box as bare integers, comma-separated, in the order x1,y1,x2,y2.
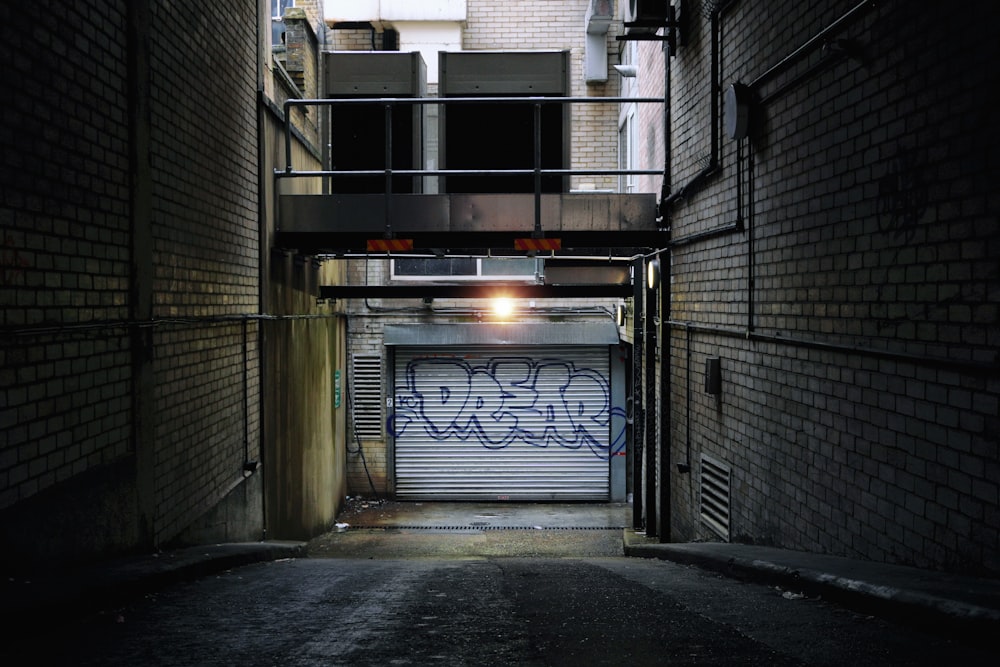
391,346,612,501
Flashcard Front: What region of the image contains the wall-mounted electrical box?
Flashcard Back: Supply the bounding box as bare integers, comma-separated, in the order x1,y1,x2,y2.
705,357,722,395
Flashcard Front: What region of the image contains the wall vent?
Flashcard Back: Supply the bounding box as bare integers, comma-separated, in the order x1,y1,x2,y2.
351,355,383,440
700,453,731,540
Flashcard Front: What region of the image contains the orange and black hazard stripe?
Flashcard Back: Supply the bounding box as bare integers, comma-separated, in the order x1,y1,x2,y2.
513,238,562,251
366,238,414,252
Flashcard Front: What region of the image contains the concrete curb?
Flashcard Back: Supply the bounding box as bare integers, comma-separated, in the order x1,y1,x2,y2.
2,541,306,628
623,531,1000,637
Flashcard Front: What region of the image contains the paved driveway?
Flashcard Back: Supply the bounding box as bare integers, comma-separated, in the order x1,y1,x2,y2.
306,500,634,559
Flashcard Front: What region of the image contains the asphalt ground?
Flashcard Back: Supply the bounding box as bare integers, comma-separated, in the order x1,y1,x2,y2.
3,499,998,645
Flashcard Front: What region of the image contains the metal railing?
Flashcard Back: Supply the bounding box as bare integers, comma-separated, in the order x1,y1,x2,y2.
277,96,666,237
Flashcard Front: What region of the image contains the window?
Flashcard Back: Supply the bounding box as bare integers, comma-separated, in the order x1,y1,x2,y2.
391,257,542,282
618,40,638,194
271,0,295,47
619,110,636,193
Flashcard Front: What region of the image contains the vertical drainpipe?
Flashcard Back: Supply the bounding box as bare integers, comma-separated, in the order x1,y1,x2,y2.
657,38,673,543
127,0,155,550
255,0,269,540
747,145,755,334
631,257,645,531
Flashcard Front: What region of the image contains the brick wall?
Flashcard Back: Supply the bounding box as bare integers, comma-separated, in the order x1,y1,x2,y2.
652,1,1000,574
329,26,391,51
465,0,621,191
345,259,390,497
279,8,321,147
147,0,261,547
0,0,272,564
0,2,133,514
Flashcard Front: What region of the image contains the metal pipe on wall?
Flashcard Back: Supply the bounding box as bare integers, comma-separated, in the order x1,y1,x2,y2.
665,319,1000,377
748,0,877,91
631,256,645,531
746,143,755,333
660,0,739,208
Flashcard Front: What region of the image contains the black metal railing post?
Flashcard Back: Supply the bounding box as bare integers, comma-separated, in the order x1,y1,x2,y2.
384,102,393,238
533,101,543,237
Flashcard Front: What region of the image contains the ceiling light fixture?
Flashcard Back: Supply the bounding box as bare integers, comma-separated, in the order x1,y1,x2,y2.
492,297,515,318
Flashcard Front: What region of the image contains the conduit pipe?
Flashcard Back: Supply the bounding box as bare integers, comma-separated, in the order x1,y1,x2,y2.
665,320,1000,378
659,0,739,210
748,0,877,91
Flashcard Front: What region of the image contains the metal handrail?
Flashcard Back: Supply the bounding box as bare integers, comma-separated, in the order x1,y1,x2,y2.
278,95,666,179
277,95,666,237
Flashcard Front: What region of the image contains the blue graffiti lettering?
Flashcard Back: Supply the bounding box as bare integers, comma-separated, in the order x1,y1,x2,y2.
389,356,625,460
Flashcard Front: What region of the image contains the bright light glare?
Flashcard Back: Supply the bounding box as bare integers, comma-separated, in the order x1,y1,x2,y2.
492,297,514,318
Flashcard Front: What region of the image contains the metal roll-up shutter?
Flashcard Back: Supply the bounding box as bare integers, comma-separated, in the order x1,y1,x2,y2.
391,346,611,501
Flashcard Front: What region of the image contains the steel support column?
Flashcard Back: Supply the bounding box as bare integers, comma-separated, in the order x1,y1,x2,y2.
643,258,658,537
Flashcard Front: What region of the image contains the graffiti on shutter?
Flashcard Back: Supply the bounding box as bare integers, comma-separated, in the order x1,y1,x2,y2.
391,346,619,500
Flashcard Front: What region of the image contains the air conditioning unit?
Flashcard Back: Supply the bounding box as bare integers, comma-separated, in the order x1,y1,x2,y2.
621,0,683,48
624,0,669,29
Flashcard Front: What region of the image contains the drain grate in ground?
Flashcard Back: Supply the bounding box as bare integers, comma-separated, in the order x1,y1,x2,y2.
346,524,626,531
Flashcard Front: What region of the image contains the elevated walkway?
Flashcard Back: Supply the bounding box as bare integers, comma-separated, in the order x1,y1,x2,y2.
277,191,663,255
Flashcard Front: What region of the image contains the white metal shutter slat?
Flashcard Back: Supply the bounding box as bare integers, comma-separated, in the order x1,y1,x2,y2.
393,346,610,501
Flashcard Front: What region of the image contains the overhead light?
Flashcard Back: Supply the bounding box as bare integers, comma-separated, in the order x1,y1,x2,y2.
613,65,637,77
492,297,515,318
646,258,660,289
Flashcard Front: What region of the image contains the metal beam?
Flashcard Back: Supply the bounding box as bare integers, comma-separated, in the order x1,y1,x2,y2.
319,283,633,299
279,231,667,255
279,193,658,233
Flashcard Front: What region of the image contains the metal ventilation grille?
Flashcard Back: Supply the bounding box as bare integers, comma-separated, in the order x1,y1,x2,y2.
700,454,731,540
351,355,383,440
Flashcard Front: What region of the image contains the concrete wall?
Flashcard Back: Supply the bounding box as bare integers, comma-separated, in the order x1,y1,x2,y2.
261,1,348,541
643,0,1000,575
